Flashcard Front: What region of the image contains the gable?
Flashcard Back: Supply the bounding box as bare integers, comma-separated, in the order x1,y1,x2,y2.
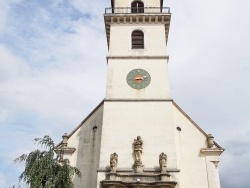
173,101,223,149
56,100,104,148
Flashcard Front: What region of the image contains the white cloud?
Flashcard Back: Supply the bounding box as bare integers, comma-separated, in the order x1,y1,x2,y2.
0,1,8,34
0,45,30,81
0,108,8,123
0,0,23,34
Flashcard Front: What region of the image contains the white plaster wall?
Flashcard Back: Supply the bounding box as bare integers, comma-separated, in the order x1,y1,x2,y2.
108,24,167,57
173,104,209,188
114,0,162,8
106,59,170,99
99,101,177,170
65,104,104,188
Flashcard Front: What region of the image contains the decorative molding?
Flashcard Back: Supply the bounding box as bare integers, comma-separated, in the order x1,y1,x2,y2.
144,168,180,173
97,168,133,172
97,168,180,173
101,169,177,187
200,148,224,156
101,180,177,188
107,55,169,60
211,161,220,168
54,147,76,155
104,14,171,48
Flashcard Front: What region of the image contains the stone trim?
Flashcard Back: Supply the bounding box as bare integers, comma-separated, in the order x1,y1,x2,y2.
144,168,180,173
97,168,133,172
97,168,180,173
100,180,177,188
200,148,224,156
104,14,171,48
54,147,76,155
107,55,169,60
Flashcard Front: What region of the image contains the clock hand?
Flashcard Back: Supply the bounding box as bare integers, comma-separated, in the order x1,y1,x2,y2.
135,76,143,81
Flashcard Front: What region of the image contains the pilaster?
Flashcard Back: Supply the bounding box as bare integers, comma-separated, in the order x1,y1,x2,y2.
201,148,224,188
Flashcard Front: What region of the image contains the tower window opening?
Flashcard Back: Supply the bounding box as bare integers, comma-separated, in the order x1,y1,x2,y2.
132,30,144,49
92,126,98,132
131,1,144,13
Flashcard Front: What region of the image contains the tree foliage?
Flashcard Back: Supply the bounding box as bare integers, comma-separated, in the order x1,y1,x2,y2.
14,135,81,188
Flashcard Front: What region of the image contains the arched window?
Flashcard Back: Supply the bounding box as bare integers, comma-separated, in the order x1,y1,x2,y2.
132,30,144,49
131,1,144,13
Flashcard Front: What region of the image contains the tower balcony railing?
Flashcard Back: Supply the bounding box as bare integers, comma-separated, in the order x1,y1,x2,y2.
105,7,170,14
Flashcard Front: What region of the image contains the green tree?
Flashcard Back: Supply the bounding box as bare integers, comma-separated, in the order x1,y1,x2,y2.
14,135,81,188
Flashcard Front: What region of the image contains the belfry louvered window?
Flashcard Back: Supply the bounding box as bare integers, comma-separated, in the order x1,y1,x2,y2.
131,1,144,13
132,30,144,49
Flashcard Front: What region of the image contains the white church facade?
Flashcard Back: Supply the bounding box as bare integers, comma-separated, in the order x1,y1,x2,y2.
55,0,224,187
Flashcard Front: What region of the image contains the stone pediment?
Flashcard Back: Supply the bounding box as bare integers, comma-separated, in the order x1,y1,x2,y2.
101,172,177,188
101,181,177,188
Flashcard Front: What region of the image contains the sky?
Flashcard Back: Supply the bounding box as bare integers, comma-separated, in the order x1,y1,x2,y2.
0,0,249,187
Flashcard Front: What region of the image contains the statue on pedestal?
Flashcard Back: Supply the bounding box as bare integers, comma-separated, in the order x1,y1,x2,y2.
110,152,118,172
159,152,167,173
133,136,143,167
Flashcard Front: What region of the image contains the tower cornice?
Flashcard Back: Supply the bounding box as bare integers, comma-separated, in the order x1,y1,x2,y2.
104,10,171,48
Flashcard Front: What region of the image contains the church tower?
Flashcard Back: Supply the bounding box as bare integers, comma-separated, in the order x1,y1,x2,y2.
55,1,224,188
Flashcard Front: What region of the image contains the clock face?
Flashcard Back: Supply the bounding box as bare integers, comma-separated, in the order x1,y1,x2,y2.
126,69,151,89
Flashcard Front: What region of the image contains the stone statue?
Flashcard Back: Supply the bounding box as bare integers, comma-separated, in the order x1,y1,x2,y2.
133,136,143,166
110,152,118,172
159,152,167,173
